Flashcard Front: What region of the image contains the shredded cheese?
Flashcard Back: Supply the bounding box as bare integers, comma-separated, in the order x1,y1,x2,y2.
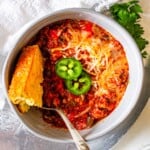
50,20,129,101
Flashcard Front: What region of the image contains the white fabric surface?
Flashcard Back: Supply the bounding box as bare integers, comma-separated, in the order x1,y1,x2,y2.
0,0,150,150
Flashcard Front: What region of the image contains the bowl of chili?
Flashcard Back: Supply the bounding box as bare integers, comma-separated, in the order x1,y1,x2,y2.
2,8,148,143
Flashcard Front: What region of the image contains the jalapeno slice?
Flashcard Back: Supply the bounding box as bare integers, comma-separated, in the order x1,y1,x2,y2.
65,71,91,95
55,58,82,80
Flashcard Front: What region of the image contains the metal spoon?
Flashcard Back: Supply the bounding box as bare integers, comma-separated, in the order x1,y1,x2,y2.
41,107,90,150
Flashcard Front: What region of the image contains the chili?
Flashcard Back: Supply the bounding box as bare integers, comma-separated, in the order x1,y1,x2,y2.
29,19,129,130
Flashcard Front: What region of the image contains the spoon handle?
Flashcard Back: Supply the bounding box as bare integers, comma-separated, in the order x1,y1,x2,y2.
56,109,90,150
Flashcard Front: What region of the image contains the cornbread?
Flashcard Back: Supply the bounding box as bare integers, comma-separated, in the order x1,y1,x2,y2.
8,45,43,113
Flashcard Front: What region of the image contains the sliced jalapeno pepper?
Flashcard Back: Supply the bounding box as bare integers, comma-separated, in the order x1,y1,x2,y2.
55,58,82,80
65,71,91,95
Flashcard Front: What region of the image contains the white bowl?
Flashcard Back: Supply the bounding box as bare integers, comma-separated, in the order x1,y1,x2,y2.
2,8,144,143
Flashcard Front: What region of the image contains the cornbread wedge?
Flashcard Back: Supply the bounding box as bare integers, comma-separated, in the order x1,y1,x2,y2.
8,45,43,113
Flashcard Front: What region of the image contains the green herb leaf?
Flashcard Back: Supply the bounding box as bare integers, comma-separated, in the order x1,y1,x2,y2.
110,0,149,58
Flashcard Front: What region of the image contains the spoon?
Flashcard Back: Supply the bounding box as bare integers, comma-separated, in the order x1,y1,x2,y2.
41,107,90,150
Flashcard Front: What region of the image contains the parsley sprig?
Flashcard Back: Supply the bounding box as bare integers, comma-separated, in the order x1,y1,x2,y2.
110,0,149,58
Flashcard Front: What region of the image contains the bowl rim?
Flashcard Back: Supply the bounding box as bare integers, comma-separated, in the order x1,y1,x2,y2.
2,8,144,143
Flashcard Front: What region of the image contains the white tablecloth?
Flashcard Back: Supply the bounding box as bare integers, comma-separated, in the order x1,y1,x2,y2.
0,0,150,150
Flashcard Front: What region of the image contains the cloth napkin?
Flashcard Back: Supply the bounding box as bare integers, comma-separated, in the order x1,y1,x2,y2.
0,0,150,150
